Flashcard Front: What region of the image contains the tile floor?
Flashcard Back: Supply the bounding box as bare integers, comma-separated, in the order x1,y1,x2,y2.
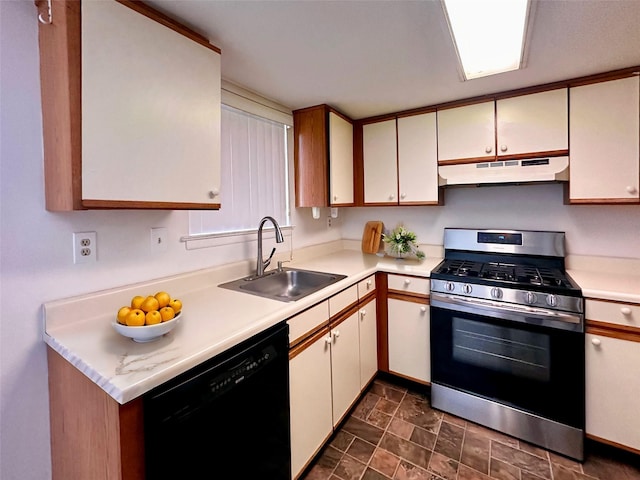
299,376,640,480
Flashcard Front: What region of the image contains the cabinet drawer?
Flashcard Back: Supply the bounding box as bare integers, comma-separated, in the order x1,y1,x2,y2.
329,285,358,318
287,301,329,345
387,275,429,296
357,275,376,298
586,299,639,329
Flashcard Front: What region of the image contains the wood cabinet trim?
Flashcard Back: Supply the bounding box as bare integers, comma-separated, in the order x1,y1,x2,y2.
387,291,429,304
289,326,330,360
47,347,145,479
586,320,640,343
585,297,640,308
569,198,640,205
586,433,640,456
115,0,220,53
82,199,221,210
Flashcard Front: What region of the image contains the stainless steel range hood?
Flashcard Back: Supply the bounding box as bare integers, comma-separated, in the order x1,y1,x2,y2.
438,156,569,187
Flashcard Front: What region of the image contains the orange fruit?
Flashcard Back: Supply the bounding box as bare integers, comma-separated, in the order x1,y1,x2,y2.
131,295,145,309
154,291,171,308
145,310,162,325
125,309,145,326
140,296,160,313
117,306,131,324
168,298,182,314
159,306,175,322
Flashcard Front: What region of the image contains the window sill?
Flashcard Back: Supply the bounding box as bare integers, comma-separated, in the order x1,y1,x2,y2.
181,225,294,250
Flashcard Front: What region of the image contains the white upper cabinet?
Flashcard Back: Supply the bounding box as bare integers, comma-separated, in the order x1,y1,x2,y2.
363,119,398,204
437,101,495,162
38,0,222,210
81,1,221,206
363,114,439,205
569,76,640,203
397,113,439,204
496,89,568,157
328,112,354,205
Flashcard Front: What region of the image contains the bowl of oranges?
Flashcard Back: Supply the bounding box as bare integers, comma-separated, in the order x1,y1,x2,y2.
113,291,183,343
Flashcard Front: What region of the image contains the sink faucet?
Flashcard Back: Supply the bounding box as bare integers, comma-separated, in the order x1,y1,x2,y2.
256,216,284,277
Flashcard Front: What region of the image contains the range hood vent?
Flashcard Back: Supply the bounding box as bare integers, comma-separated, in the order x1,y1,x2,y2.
438,156,569,187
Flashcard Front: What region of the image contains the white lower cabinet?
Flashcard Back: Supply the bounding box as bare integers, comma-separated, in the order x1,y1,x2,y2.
359,298,378,389
586,333,640,451
387,298,430,383
289,329,333,479
330,313,362,426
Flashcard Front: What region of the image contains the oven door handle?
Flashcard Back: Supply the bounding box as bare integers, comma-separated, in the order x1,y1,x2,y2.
430,292,584,332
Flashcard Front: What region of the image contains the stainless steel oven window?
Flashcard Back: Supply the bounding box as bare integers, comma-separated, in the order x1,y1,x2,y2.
452,317,551,382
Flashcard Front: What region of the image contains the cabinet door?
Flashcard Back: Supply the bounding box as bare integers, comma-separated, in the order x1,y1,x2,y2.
359,299,378,389
437,101,495,162
290,329,333,479
569,76,640,203
329,112,354,205
586,333,640,450
330,313,362,426
363,119,399,204
496,89,568,157
397,113,439,204
388,298,430,383
81,1,221,205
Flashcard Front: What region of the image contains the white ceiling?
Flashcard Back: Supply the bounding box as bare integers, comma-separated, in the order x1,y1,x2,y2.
149,0,640,120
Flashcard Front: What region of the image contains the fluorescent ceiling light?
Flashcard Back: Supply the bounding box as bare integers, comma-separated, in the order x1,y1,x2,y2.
442,0,531,80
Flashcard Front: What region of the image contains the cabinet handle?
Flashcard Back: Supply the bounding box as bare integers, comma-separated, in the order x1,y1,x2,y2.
626,185,638,194
404,279,411,286
621,307,632,315
591,338,601,346
208,189,220,199
333,330,340,339
420,306,427,313
325,336,332,345
485,146,493,154
400,193,406,199
389,194,395,200
334,195,338,201
360,309,366,319
366,279,372,288
500,145,508,152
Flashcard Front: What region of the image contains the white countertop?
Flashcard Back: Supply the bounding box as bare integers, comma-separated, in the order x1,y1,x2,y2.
43,246,441,404
43,244,639,405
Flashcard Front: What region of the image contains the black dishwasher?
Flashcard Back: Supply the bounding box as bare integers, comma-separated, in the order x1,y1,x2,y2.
144,322,291,479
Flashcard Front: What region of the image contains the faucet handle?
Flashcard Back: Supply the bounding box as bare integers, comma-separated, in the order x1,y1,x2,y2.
277,260,291,272
263,247,276,270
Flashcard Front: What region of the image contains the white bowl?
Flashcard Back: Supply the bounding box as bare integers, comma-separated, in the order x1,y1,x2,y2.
113,311,182,343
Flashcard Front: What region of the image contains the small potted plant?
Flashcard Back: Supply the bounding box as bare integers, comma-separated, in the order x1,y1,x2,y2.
382,225,425,260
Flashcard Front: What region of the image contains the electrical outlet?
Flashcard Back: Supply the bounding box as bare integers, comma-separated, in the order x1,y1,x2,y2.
150,227,168,253
73,232,97,264
327,217,332,228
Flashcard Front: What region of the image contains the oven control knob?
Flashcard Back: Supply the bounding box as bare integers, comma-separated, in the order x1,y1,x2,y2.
491,287,503,299
525,292,537,304
546,294,558,307
445,282,455,292
462,284,472,294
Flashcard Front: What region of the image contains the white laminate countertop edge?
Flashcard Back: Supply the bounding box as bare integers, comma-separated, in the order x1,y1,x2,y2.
43,245,639,404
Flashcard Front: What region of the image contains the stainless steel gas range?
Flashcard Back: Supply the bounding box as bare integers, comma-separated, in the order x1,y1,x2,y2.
430,228,585,461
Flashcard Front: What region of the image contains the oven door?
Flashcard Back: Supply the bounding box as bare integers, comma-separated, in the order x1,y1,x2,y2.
430,293,585,429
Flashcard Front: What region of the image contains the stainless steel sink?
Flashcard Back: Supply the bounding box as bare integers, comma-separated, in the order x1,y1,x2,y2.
218,268,347,302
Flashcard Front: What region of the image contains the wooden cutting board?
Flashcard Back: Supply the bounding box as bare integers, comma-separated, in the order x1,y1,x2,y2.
361,221,383,254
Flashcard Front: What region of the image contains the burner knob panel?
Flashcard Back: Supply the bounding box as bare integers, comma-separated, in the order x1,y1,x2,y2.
525,292,538,304
445,282,455,292
462,284,472,294
546,294,558,307
491,287,503,299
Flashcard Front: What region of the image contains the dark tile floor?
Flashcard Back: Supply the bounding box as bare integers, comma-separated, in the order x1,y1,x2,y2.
299,376,640,480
